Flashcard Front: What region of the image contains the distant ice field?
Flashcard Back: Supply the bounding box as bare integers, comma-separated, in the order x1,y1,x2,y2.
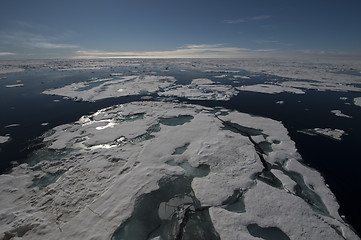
0,58,361,239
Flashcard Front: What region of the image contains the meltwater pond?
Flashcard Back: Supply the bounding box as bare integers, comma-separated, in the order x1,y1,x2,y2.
1,59,361,239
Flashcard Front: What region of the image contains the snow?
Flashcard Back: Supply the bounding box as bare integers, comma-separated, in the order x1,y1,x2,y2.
299,128,347,141
0,136,10,144
354,97,361,107
237,84,305,94
331,110,352,118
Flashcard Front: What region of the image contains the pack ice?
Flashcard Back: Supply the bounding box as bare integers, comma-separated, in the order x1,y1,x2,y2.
0,101,358,240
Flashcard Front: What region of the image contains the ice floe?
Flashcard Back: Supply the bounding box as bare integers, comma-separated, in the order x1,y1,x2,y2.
43,75,176,101
237,84,305,94
299,128,347,141
354,97,361,107
0,136,10,144
0,101,357,239
331,110,352,118
159,78,238,101
5,84,24,88
4,124,20,128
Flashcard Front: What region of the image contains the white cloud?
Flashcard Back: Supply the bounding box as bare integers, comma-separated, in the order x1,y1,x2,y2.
74,44,276,58
0,52,15,56
224,15,272,24
223,18,246,24
28,42,78,49
250,15,272,21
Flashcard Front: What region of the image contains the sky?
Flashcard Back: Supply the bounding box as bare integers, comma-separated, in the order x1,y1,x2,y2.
1,0,361,59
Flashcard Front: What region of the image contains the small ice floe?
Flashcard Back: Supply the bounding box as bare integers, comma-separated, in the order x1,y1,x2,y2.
5,123,20,128
276,100,284,104
331,110,352,118
0,135,10,144
0,76,7,80
41,123,49,126
233,75,250,79
237,84,305,94
354,97,361,107
5,84,24,88
339,97,348,101
214,74,228,78
298,128,347,141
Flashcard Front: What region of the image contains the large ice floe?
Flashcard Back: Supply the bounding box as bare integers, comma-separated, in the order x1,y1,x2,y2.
0,101,358,239
43,75,238,102
158,78,238,101
43,75,177,102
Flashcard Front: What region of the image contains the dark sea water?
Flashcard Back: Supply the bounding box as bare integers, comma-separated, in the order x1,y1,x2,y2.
0,66,360,236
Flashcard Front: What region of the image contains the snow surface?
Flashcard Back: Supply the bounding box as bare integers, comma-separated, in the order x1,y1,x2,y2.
0,101,357,239
331,110,352,118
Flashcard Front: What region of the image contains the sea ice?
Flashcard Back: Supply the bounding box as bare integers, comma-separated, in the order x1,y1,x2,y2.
0,136,10,144
43,75,176,101
159,78,238,101
237,84,305,94
331,110,352,118
354,97,361,107
299,128,347,141
5,84,24,88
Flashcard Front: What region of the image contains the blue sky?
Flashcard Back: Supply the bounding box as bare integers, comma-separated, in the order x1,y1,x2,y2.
1,0,361,59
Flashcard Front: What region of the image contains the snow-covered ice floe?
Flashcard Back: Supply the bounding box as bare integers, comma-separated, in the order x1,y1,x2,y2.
354,97,361,107
158,78,238,101
298,128,347,141
237,84,305,94
43,75,176,102
0,136,10,144
5,84,24,88
331,110,352,118
43,76,238,102
0,101,358,239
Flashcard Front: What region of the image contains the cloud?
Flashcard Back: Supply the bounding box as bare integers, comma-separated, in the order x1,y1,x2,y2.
27,42,78,49
0,52,15,56
253,40,295,47
223,18,246,24
74,44,276,58
224,15,272,24
250,15,272,21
